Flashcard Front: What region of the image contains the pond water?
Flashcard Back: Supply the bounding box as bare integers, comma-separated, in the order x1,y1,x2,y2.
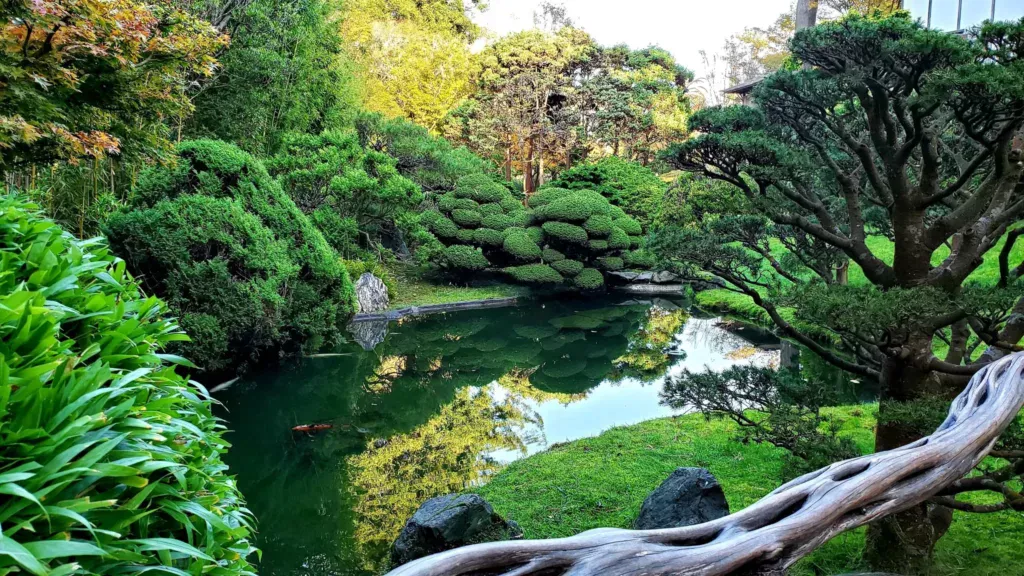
216,297,859,576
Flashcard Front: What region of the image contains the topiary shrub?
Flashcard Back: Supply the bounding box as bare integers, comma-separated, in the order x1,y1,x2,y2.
503,228,543,261
482,213,515,231
0,195,257,575
478,203,504,216
527,226,545,244
624,249,657,268
542,248,565,262
608,227,631,250
107,140,355,374
588,239,609,252
454,173,508,202
550,156,666,228
421,210,460,238
451,208,483,227
534,190,611,222
573,267,605,289
542,221,589,245
551,258,584,277
613,216,643,236
504,264,564,284
583,214,614,237
456,228,476,243
598,256,625,271
442,245,490,271
474,227,505,246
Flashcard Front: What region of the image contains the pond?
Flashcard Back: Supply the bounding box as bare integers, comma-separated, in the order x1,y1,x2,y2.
215,296,861,576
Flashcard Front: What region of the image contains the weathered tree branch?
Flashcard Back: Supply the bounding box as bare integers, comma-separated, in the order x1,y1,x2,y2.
387,353,1024,576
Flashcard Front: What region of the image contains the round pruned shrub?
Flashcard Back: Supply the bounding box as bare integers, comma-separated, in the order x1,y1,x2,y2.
478,203,504,216
527,187,572,208
1,195,257,575
551,258,584,277
482,213,515,231
624,249,657,268
608,227,631,250
527,226,545,244
589,239,609,252
542,221,589,245
534,190,611,222
474,227,505,246
573,267,605,289
503,228,543,261
442,244,489,271
422,210,459,238
504,264,564,284
598,256,625,271
451,208,483,228
613,216,643,236
584,214,614,237
542,248,565,262
456,229,476,243
455,173,509,203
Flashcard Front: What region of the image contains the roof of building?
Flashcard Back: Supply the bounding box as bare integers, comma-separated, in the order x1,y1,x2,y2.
723,76,765,95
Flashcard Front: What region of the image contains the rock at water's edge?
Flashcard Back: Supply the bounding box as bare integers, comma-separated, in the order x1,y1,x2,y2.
634,467,730,530
347,319,388,350
354,273,389,314
391,494,523,566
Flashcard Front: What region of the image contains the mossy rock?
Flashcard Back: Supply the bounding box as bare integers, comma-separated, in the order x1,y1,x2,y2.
573,268,605,290
551,259,584,277
452,209,483,228
474,227,505,247
442,245,489,271
583,215,614,237
607,227,630,250
504,264,564,285
542,221,588,245
502,229,543,261
598,257,624,271
542,248,565,263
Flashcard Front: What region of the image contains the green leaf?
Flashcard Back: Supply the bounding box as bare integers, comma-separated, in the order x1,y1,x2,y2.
22,540,107,559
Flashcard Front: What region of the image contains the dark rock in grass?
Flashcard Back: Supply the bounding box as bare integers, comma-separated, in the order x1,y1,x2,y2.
634,467,730,530
392,494,523,566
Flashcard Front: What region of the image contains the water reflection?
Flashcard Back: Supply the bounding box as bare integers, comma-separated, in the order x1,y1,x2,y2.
217,298,816,575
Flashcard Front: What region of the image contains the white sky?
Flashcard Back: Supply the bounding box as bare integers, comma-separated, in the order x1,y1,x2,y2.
471,0,1024,94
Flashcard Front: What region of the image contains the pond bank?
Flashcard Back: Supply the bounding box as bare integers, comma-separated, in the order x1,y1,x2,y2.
472,409,1023,576
352,296,520,322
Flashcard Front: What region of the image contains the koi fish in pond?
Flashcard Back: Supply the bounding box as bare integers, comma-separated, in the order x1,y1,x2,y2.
291,423,333,434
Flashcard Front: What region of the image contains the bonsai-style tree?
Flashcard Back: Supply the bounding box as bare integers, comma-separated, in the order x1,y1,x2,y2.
653,14,1024,572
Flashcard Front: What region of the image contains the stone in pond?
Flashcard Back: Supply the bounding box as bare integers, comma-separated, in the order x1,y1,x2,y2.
634,467,730,530
347,319,388,350
391,494,523,566
354,272,389,314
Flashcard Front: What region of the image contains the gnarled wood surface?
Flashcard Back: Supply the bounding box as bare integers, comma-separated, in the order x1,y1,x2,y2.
386,352,1024,576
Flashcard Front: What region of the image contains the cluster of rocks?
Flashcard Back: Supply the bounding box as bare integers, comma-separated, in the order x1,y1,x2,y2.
389,467,729,567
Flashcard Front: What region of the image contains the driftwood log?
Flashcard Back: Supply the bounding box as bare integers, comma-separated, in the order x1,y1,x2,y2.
386,352,1024,576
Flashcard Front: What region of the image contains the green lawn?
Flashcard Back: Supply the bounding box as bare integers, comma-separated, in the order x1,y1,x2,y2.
474,408,1024,576
386,265,529,309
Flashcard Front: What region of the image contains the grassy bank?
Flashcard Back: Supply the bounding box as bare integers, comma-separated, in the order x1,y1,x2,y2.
386,265,529,309
474,409,1024,576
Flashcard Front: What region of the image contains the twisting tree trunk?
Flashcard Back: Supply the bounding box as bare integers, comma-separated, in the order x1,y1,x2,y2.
387,353,1024,576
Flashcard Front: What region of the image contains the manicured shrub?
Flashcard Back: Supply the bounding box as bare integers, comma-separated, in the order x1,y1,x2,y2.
598,256,625,271
608,227,631,250
624,249,658,268
542,248,565,262
479,202,504,216
451,208,483,227
528,187,571,208
588,239,609,252
454,174,508,202
440,195,479,212
442,244,489,270
535,191,611,222
107,140,355,374
542,221,589,245
482,213,515,231
527,226,545,244
504,264,564,284
551,258,584,277
614,216,643,235
630,235,643,248
573,267,605,289
503,229,544,261
422,210,460,238
0,196,257,575
474,227,505,246
456,228,476,243
550,156,666,228
584,214,614,237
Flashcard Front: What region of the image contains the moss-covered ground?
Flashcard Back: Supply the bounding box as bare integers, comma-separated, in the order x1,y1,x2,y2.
473,408,1024,576
385,265,529,309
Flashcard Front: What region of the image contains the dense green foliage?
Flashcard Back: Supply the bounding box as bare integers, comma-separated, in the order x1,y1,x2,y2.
106,140,355,374
551,157,667,228
0,195,256,574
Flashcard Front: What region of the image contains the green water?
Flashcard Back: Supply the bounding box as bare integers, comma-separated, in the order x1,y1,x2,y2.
216,297,851,575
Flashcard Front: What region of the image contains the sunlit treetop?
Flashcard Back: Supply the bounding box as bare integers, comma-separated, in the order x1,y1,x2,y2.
0,0,227,167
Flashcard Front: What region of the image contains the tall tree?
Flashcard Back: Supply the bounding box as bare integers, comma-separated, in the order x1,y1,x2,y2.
655,14,1024,572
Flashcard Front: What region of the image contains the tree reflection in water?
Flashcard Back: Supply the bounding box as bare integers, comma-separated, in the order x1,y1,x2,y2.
217,298,776,575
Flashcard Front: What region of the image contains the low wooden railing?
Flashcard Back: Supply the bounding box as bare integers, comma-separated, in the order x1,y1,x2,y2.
387,352,1024,576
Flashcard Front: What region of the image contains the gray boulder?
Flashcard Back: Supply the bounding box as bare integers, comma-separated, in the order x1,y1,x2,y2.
354,273,389,314
391,494,523,566
347,319,388,350
652,270,680,284
634,468,730,530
